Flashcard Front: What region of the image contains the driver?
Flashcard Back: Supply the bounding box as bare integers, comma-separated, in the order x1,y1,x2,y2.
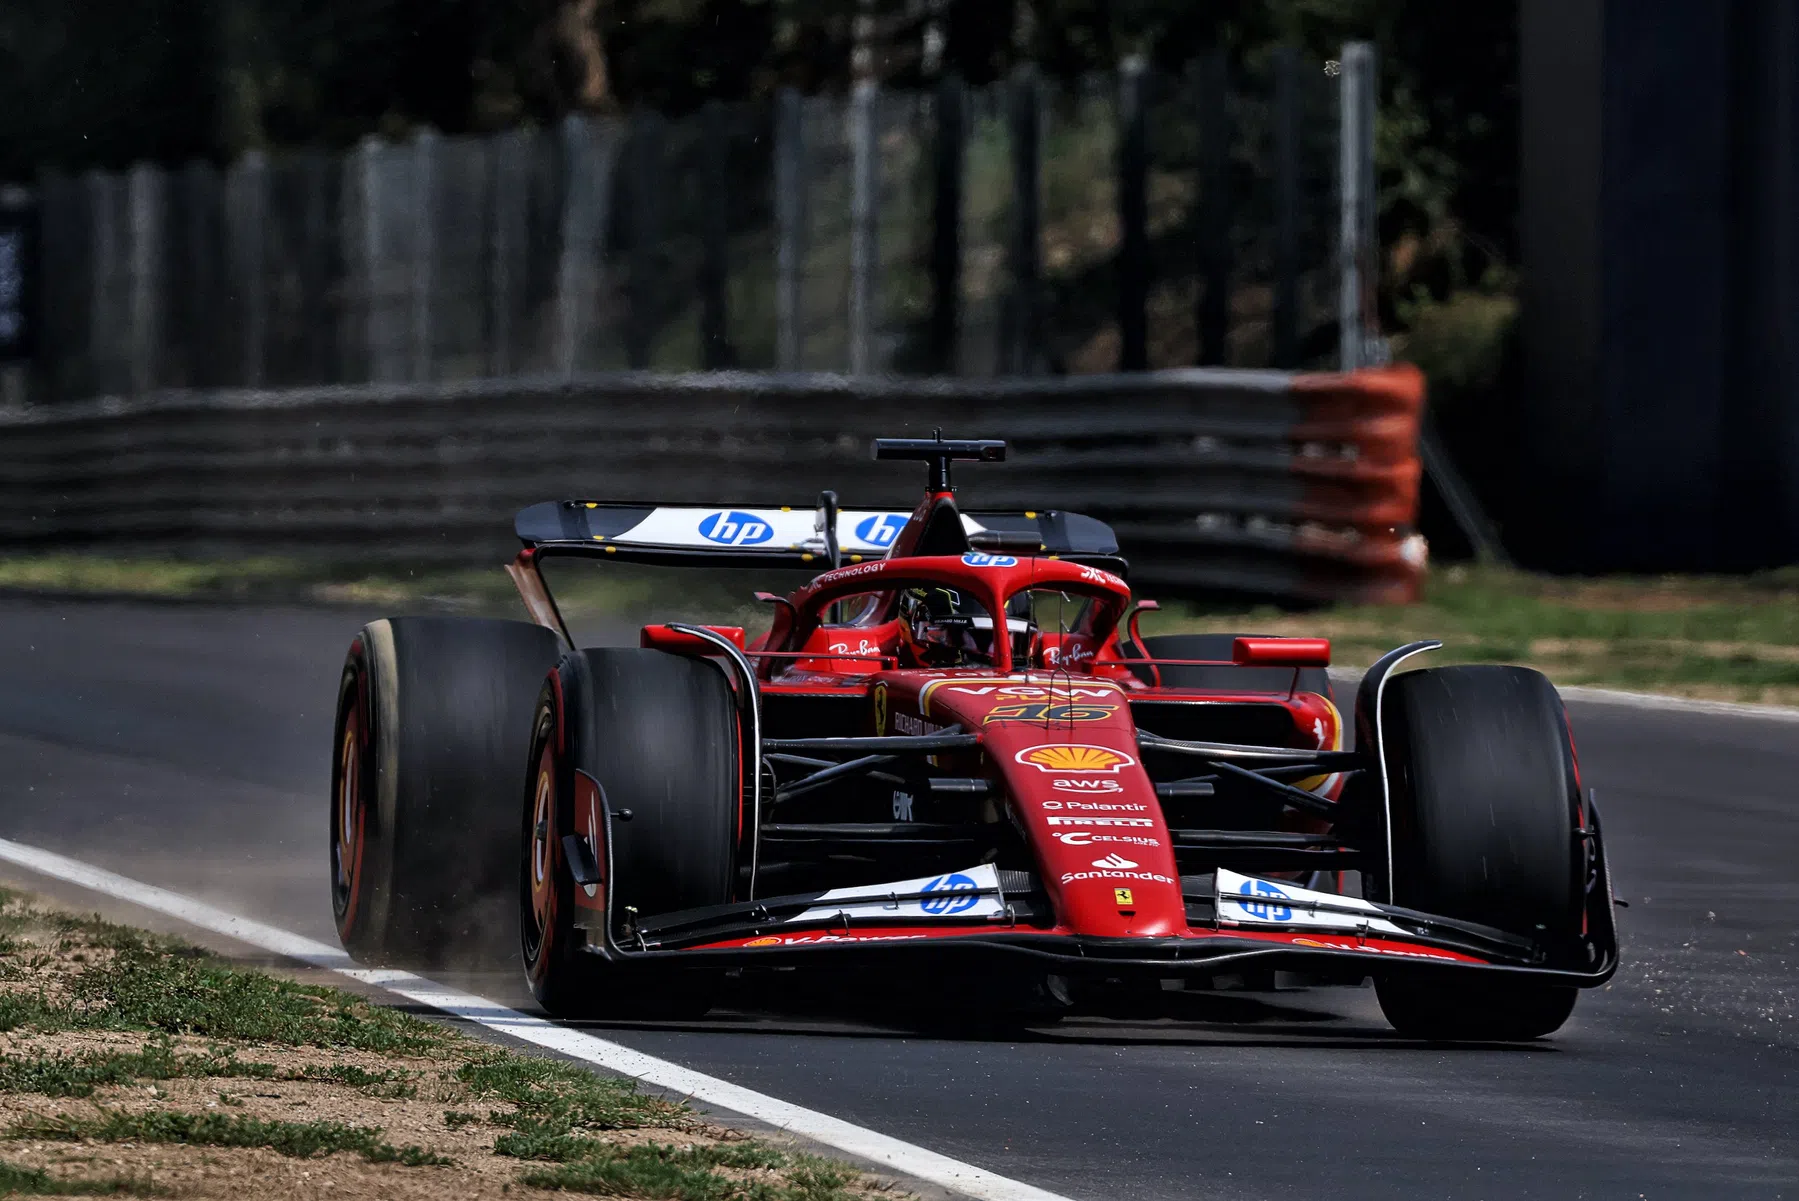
897,586,1035,668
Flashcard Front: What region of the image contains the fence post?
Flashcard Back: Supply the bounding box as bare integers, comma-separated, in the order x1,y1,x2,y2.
1193,51,1231,367
1005,63,1043,375
554,113,607,378
931,73,965,375
355,136,382,384
488,129,524,378
411,127,438,382
1272,46,1299,369
85,170,120,394
848,80,880,376
774,88,805,371
226,151,268,389
625,110,663,370
126,163,164,394
699,101,733,369
0,186,33,408
1117,56,1150,371
1338,41,1380,371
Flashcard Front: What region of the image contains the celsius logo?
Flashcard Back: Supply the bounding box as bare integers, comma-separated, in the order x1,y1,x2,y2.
919,872,981,915
855,513,907,547
962,552,1017,568
1091,853,1139,870
1054,831,1160,847
698,511,773,546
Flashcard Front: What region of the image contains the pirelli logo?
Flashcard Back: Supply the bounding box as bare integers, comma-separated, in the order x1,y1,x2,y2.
1045,816,1156,828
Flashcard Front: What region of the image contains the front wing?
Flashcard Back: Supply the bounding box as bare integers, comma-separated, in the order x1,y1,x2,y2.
582,863,1620,991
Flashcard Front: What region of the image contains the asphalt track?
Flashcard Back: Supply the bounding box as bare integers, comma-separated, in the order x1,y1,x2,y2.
1,594,1795,1200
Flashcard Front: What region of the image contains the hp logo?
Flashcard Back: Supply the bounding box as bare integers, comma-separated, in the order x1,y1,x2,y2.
1236,879,1293,922
698,511,773,546
854,513,907,548
919,872,981,915
961,553,1018,568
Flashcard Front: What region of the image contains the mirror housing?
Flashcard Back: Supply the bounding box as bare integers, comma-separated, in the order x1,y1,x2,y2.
1233,636,1331,668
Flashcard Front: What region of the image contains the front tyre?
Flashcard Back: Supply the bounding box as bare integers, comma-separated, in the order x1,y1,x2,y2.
1370,664,1584,1041
522,649,739,1020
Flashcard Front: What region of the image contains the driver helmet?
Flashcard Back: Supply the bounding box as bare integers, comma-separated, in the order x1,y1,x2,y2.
899,586,1035,666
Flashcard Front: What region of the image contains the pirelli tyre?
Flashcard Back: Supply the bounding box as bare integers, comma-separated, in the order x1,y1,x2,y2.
1370,664,1583,1041
522,648,738,1020
1126,633,1334,700
330,617,562,969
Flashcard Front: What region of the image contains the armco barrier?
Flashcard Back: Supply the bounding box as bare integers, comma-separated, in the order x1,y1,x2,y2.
0,365,1427,605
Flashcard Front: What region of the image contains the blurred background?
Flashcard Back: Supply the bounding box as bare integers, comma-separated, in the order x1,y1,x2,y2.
4,1,1799,698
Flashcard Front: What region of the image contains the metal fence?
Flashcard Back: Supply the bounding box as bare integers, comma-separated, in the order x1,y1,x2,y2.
0,365,1427,605
15,50,1377,405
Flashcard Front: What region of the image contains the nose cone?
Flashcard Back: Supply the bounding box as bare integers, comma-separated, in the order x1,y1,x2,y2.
920,677,1186,936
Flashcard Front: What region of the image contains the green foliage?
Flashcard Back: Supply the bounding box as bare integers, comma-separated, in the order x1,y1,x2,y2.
456,1053,686,1133
11,1111,449,1167
0,1041,277,1099
0,1160,163,1197
517,1143,856,1200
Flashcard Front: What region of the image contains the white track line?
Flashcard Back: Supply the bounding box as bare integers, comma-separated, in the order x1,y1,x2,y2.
1327,668,1799,723
0,837,1076,1201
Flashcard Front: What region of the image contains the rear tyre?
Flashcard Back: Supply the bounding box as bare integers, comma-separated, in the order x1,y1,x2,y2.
522,649,739,1020
1128,633,1333,699
1370,665,1583,1041
331,617,561,969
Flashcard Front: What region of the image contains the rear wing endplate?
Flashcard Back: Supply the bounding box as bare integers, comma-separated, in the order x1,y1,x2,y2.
515,502,1121,570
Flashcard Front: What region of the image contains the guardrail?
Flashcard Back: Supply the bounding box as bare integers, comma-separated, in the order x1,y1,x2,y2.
0,364,1426,604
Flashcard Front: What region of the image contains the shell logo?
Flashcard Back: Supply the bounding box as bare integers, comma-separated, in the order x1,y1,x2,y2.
1015,744,1138,774
745,936,782,947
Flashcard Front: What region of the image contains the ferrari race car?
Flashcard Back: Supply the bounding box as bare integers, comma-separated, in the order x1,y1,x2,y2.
329,435,1618,1040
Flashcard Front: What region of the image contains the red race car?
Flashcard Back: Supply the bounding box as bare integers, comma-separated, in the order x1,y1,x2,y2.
329,435,1618,1040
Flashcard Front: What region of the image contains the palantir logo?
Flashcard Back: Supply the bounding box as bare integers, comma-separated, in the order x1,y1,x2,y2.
854,513,907,548
919,872,980,915
1237,878,1293,922
698,511,773,546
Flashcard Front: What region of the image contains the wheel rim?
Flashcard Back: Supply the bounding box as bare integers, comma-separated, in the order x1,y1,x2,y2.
525,741,557,961
332,707,364,921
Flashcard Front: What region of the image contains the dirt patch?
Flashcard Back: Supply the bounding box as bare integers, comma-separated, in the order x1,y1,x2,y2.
0,889,895,1201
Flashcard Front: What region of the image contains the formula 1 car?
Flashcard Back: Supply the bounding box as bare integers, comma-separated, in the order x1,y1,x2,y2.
329,434,1618,1040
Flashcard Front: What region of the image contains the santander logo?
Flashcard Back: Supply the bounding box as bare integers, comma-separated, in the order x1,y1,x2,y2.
1091,853,1139,870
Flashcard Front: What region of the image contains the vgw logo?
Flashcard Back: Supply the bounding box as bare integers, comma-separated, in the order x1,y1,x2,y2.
1236,878,1293,922
698,511,773,546
854,513,907,548
919,872,981,915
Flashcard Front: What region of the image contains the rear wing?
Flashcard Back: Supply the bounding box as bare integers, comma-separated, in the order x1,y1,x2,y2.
515,501,1122,570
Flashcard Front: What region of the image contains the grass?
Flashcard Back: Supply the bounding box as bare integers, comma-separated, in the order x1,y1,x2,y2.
1139,563,1799,705
0,1160,163,1196
0,886,874,1200
14,1111,451,1167
14,550,1798,702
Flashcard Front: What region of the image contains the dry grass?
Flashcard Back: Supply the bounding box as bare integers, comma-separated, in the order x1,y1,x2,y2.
1141,563,1799,705
0,889,892,1201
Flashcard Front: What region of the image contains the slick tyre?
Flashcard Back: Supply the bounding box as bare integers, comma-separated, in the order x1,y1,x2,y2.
522,649,739,1021
331,617,561,969
1370,665,1582,1041
1128,633,1334,699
